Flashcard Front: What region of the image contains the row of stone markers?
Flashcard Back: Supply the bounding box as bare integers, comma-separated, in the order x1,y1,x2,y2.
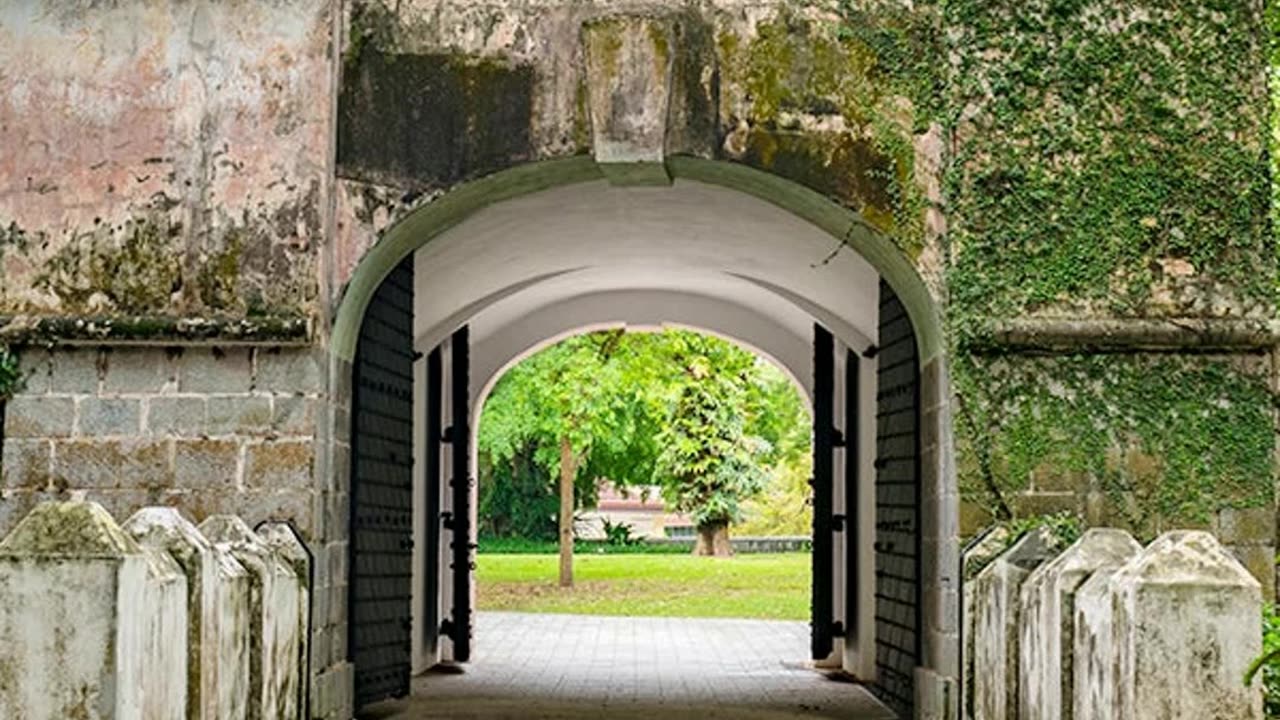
963,527,1262,720
0,499,310,720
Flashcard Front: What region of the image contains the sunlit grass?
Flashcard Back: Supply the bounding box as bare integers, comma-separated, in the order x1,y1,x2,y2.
476,552,811,620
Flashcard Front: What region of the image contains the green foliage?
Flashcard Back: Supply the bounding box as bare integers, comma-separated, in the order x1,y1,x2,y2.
600,518,642,547
476,537,691,555
946,1,1273,340
0,347,23,401
477,329,810,537
1004,511,1083,548
1246,603,1280,718
477,445,559,541
954,354,1274,537
654,333,770,529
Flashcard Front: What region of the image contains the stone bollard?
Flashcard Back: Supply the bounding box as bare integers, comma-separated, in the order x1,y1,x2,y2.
962,527,1010,720
202,515,304,720
1019,528,1141,720
258,521,313,720
0,500,187,719
1089,531,1262,720
125,507,252,720
1072,564,1125,720
970,527,1057,720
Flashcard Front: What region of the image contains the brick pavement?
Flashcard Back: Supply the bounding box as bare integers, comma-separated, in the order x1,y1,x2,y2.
365,612,897,719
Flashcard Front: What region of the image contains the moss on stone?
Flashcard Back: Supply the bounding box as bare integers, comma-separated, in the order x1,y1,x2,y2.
953,353,1275,540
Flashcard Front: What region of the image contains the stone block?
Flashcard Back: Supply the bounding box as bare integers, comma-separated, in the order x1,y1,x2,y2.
272,396,317,435
256,348,323,395
15,348,51,394
174,439,241,491
1092,531,1263,720
53,438,172,490
971,528,1057,720
4,395,74,438
0,500,187,718
258,521,313,718
1218,506,1276,546
1019,528,1142,720
209,396,273,436
179,348,253,394
582,15,675,183
245,439,314,490
0,439,51,490
1073,565,1123,720
103,347,172,393
1229,543,1276,603
78,397,142,436
148,396,208,436
51,348,102,393
124,507,252,720
201,515,304,720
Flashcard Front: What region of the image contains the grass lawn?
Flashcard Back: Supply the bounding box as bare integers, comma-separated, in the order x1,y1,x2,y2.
476,552,811,620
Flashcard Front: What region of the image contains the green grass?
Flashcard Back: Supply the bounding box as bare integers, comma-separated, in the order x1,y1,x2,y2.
476,552,811,620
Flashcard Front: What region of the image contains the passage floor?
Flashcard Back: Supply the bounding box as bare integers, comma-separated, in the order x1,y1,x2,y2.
364,612,896,719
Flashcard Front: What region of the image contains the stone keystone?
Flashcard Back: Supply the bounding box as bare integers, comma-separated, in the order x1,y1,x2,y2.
201,514,304,720
0,500,187,719
125,507,251,720
970,527,1058,720
1018,528,1141,720
1106,531,1262,720
582,15,676,185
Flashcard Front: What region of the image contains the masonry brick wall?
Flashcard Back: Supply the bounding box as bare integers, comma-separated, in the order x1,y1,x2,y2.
1,345,324,541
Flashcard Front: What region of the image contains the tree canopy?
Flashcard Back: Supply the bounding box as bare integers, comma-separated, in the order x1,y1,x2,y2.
477,328,813,546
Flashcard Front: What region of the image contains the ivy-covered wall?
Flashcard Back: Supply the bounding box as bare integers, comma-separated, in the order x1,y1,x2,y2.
945,0,1276,589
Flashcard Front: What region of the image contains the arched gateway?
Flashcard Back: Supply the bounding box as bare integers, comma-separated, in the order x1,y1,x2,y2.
331,156,957,718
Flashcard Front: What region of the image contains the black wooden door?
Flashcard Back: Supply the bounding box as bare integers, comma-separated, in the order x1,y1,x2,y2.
350,258,416,708
871,279,922,717
441,325,474,661
422,347,443,660
844,348,860,642
811,324,840,660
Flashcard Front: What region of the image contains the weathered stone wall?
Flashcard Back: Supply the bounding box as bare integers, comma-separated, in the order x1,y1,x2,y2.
1,345,324,538
0,1,333,324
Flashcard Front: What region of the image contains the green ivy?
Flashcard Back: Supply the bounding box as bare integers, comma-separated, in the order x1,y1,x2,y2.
953,353,1274,538
0,347,22,401
946,1,1273,346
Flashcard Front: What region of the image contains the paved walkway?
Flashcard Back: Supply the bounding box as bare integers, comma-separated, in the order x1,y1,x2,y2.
365,612,896,720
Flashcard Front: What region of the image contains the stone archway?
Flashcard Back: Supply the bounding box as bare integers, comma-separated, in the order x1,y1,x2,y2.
331,157,956,718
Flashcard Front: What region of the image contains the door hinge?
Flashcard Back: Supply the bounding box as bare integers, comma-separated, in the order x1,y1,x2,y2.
441,512,455,530
831,621,847,638
831,514,847,532
831,428,846,447
441,426,456,443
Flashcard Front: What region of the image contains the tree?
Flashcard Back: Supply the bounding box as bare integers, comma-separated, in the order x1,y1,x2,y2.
478,330,649,585
652,333,770,556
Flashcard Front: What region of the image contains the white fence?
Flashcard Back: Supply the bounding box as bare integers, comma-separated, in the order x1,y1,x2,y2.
964,527,1263,720
0,500,311,720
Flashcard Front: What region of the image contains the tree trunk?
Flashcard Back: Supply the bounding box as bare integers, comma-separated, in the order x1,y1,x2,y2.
693,521,733,557
558,435,576,587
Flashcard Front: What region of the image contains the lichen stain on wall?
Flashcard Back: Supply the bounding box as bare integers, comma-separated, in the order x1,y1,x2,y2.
0,1,333,319
331,0,945,294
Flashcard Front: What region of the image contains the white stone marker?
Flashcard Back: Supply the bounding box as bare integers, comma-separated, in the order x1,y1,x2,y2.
1019,528,1141,720
258,521,312,719
1101,531,1261,720
1072,564,1124,720
125,507,252,720
0,500,187,719
971,527,1058,720
962,526,1010,720
202,514,304,720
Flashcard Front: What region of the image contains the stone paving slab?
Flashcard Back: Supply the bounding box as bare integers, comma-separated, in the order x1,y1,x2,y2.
365,612,896,720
